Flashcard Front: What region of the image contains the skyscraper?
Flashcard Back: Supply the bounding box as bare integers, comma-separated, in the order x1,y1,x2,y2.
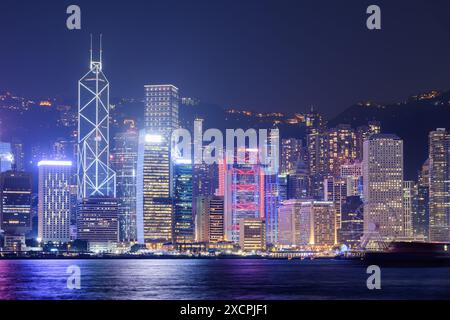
324,176,347,233
402,181,417,239
239,218,266,252
326,124,357,177
137,84,179,248
11,138,24,171
280,138,302,175
195,195,224,243
0,171,32,251
415,159,430,240
144,84,179,138
77,36,116,200
339,196,364,249
340,161,363,197
299,201,336,248
264,173,279,245
136,131,173,247
77,197,119,251
428,128,450,242
111,128,138,243
173,160,194,244
363,134,404,241
0,142,13,173
356,121,381,160
307,131,327,199
38,160,72,244
224,152,265,244
278,199,303,247
287,158,310,200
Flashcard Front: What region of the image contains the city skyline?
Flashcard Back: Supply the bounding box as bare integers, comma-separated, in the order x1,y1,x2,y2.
1,0,450,304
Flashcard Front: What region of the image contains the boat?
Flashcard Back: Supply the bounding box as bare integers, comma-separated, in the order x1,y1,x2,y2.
363,241,450,266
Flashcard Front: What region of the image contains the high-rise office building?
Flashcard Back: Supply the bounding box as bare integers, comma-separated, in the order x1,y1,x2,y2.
278,199,304,247
403,181,417,239
53,138,72,160
307,132,327,199
324,176,347,232
340,161,363,197
224,154,265,244
280,138,302,175
195,195,224,243
415,159,430,240
363,134,404,241
0,142,13,173
77,197,119,248
428,128,450,242
0,171,32,251
69,184,78,240
77,38,116,200
356,121,381,160
339,196,364,249
264,173,279,245
11,139,24,171
144,84,179,138
239,218,266,251
136,131,173,247
111,128,138,243
37,160,72,243
299,201,336,248
137,84,179,248
287,158,310,200
173,160,194,243
326,124,357,177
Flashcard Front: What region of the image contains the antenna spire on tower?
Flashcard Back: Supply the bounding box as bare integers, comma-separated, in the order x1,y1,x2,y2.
90,34,93,66
100,33,103,64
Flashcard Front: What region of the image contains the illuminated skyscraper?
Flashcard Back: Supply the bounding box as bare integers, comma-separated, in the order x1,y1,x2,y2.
280,138,302,175
340,161,363,198
264,173,279,245
363,134,404,241
299,201,336,248
11,139,24,171
77,36,116,200
77,197,119,251
428,128,450,242
195,195,224,243
356,121,381,160
287,158,310,200
38,160,72,244
326,124,357,177
324,176,347,233
224,152,265,244
0,171,32,251
339,196,364,249
137,84,179,248
278,199,304,247
144,84,179,138
307,132,327,199
111,128,138,242
0,142,13,173
239,218,266,251
173,160,194,244
415,159,430,240
403,181,417,239
136,131,173,246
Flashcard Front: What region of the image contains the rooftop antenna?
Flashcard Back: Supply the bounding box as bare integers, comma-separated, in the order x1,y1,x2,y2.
100,33,103,64
90,34,93,66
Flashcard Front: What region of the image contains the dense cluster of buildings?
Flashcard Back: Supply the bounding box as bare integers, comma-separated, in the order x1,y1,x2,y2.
0,46,449,255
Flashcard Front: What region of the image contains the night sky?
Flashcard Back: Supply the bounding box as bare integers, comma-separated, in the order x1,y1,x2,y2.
1,0,450,117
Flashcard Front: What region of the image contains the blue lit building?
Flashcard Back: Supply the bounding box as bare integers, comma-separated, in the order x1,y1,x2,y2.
173,160,194,244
